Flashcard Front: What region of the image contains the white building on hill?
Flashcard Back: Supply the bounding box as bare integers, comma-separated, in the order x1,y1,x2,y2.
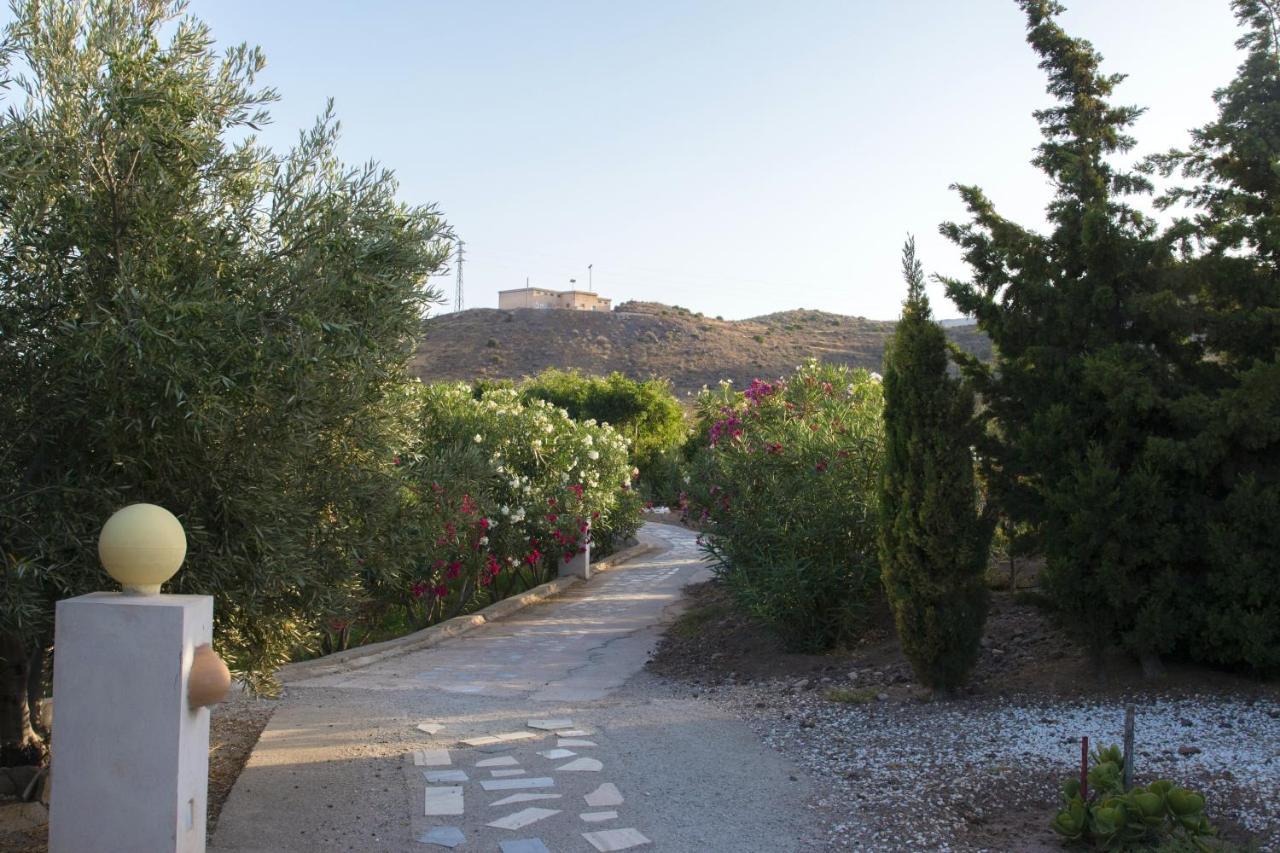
498,286,611,312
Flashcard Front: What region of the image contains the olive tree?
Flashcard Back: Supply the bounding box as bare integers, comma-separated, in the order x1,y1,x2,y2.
0,0,450,762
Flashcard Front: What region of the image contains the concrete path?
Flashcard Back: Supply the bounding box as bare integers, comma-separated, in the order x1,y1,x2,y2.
211,523,815,853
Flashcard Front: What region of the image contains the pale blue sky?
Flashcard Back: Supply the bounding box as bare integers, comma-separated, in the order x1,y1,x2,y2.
205,4,1238,318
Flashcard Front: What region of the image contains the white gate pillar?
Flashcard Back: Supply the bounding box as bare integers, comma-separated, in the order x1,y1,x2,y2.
49,503,230,853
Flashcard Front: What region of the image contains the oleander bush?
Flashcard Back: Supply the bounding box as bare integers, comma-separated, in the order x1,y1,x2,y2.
683,361,885,651
322,382,642,649
518,369,689,504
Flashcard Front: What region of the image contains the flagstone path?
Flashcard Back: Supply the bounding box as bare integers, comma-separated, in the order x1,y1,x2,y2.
210,523,816,852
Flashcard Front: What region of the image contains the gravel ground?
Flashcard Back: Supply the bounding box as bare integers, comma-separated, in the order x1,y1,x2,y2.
661,675,1280,852
647,575,1280,852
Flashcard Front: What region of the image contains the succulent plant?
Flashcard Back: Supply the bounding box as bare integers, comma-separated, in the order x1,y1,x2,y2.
1050,742,1217,851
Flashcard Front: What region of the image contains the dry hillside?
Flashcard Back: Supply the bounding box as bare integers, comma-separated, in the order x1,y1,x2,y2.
410,300,991,397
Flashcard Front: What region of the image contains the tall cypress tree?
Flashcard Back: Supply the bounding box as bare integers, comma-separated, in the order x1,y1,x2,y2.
938,0,1201,672
879,237,991,695
1147,0,1280,671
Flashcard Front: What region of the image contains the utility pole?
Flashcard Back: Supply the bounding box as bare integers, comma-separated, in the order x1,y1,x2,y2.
588,263,593,291
454,239,465,312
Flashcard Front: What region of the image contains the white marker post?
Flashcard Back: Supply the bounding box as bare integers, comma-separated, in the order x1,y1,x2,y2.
560,520,592,580
49,503,230,853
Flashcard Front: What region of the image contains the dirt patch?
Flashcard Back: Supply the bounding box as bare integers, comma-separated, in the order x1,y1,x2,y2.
208,692,276,831
0,801,47,852
649,579,1276,703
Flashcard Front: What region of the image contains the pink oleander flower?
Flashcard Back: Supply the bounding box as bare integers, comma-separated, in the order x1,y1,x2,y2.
744,379,776,403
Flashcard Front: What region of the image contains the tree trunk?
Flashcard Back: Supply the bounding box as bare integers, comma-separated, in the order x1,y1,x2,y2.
0,633,45,766
26,644,47,739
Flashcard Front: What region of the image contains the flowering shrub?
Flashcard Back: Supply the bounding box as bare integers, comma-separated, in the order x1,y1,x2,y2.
684,361,885,651
518,369,689,504
383,382,640,629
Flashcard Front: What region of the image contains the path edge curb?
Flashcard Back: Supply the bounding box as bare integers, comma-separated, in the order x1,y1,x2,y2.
277,532,666,684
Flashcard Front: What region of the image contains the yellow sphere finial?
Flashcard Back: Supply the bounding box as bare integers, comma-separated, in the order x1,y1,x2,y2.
98,503,187,595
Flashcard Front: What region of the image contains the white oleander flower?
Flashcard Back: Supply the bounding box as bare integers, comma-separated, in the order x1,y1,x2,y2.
588,450,599,460
473,434,483,443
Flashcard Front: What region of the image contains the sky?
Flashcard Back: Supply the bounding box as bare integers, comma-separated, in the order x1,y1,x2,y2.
188,2,1242,320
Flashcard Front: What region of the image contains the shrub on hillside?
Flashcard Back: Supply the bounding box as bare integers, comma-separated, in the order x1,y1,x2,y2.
685,361,885,651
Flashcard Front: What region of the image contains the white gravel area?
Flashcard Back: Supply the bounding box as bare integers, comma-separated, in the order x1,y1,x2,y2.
697,680,1280,852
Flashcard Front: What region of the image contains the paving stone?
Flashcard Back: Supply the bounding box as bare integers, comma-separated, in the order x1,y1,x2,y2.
414,749,452,767
556,729,591,737
582,828,652,851
556,757,603,772
490,769,527,777
477,743,518,754
526,719,573,731
536,748,576,760
416,826,465,848
422,770,468,783
580,811,619,822
490,793,563,807
486,807,560,830
479,776,556,792
583,783,624,807
424,786,464,816
476,755,520,768
557,738,597,748
499,840,552,853
416,722,445,735
463,732,541,747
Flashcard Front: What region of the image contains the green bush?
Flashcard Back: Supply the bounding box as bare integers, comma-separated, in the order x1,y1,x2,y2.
685,361,885,651
317,383,643,650
0,0,451,732
518,369,689,503
398,384,639,606
879,238,991,694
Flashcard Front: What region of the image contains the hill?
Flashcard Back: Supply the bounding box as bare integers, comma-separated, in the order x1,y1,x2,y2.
410,301,991,398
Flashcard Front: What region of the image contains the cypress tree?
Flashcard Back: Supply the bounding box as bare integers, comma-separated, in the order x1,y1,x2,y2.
879,237,992,695
938,0,1201,672
1147,0,1280,671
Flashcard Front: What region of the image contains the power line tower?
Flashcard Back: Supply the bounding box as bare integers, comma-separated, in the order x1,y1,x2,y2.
454,239,465,312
